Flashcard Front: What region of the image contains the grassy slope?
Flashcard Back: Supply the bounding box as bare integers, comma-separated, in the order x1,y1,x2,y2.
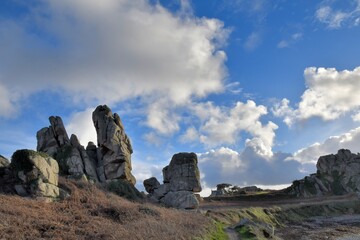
0,178,216,240
206,198,360,239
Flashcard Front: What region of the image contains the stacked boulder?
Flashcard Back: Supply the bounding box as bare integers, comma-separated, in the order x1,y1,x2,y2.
0,150,64,201
144,152,202,209
36,105,136,185
288,149,360,197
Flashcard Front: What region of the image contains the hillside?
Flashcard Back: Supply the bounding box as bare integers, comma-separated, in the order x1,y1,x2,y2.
0,178,214,240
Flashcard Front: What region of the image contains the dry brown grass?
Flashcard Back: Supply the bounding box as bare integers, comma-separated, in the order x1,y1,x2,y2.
0,178,211,240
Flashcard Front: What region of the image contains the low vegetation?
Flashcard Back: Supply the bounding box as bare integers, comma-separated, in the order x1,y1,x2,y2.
205,198,360,239
0,177,214,239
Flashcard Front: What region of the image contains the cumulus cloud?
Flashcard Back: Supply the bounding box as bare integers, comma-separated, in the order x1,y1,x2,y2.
273,67,360,126
315,1,360,29
66,108,97,146
198,146,304,191
190,100,278,157
0,0,229,120
288,127,360,164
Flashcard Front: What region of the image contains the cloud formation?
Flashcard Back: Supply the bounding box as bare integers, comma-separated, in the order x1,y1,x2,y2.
315,0,360,29
198,146,304,190
0,0,229,120
182,100,278,157
273,67,360,126
288,127,360,164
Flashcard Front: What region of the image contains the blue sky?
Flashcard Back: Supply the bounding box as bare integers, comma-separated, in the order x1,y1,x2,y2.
1,0,360,195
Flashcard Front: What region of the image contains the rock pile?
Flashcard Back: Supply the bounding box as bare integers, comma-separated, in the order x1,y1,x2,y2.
0,150,64,200
143,152,202,209
210,184,263,197
36,105,136,185
288,149,360,197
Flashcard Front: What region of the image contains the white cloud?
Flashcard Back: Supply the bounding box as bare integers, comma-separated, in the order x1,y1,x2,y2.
146,99,180,135
352,112,360,122
0,0,229,119
0,83,17,118
273,67,360,126
277,32,302,49
244,32,262,51
315,1,360,29
192,100,278,157
277,40,289,49
66,108,97,146
288,127,360,164
198,146,304,191
180,126,199,143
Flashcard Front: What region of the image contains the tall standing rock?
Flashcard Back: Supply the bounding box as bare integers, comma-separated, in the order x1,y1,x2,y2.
92,105,136,184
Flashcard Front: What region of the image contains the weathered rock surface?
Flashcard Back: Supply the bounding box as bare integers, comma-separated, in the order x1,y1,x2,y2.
8,149,62,199
35,105,136,185
160,191,199,209
93,105,135,184
143,152,201,209
165,152,201,192
288,149,360,197
0,155,10,167
143,177,160,194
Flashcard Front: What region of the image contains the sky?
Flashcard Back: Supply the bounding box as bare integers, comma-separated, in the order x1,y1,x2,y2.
1,0,360,196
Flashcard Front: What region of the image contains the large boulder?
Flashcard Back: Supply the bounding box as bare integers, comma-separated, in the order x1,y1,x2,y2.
92,105,136,184
288,149,360,197
10,149,61,199
143,152,202,209
0,155,9,167
165,152,201,192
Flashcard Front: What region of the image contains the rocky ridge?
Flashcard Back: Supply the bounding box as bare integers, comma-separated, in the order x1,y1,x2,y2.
36,105,136,185
144,152,202,209
288,149,360,197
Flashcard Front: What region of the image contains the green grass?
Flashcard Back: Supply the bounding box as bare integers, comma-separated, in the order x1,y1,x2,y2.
194,221,228,240
237,226,257,240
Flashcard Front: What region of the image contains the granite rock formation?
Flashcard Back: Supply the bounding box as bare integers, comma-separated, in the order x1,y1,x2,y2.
0,150,64,200
143,152,201,209
92,105,135,184
288,149,360,197
36,105,136,185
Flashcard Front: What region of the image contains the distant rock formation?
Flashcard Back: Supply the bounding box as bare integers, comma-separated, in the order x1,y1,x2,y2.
36,105,136,185
210,183,263,197
143,152,201,209
0,155,9,167
0,150,65,201
288,149,360,197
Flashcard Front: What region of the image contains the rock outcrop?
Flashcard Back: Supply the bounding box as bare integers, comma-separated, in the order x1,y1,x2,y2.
288,149,360,197
0,155,9,167
143,152,202,209
92,105,135,184
36,105,136,185
210,184,263,197
0,149,64,200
